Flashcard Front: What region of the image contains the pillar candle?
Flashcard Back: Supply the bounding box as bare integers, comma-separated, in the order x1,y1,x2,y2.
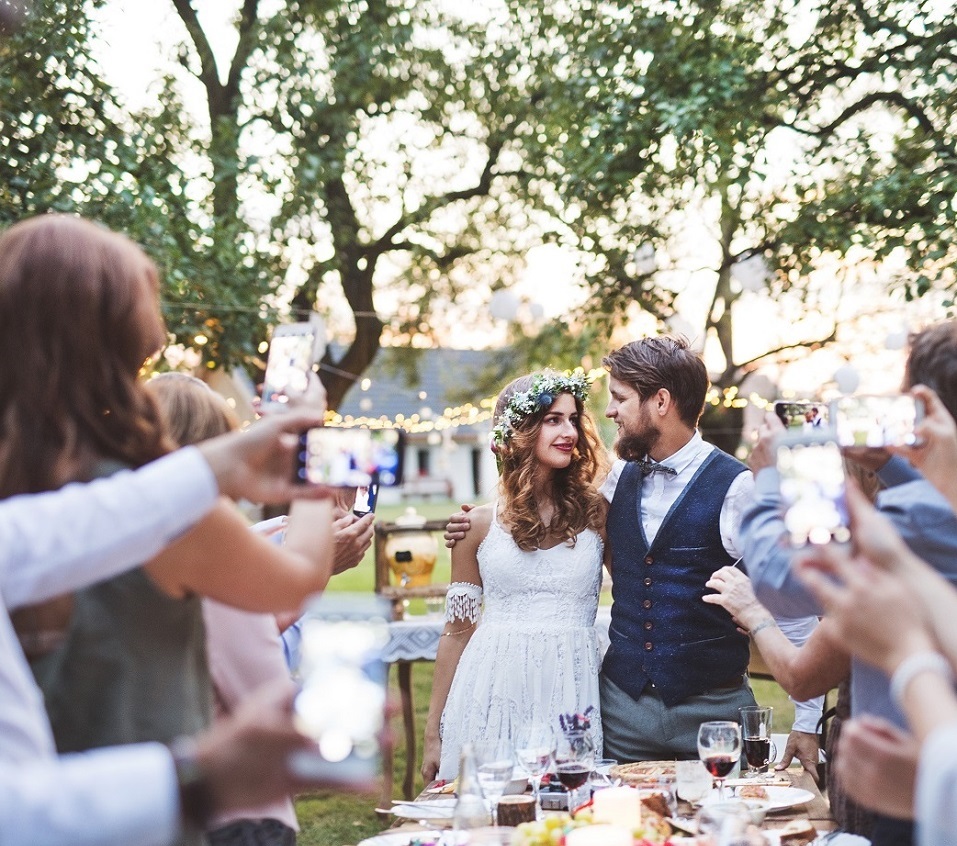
564,824,633,846
591,785,642,829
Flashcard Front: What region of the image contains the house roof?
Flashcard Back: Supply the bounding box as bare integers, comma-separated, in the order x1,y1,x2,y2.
335,347,499,430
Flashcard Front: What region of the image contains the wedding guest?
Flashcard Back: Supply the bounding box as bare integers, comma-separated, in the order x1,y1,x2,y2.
703,565,873,836
422,371,610,781
795,484,957,846
0,215,335,846
0,414,370,846
741,321,957,846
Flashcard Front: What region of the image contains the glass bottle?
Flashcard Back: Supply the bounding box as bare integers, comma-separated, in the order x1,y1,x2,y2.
453,742,492,830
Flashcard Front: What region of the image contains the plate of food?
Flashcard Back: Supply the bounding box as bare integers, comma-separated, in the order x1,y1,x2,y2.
725,784,815,811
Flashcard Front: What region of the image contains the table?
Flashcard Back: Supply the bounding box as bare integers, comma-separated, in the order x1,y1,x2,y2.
384,765,833,841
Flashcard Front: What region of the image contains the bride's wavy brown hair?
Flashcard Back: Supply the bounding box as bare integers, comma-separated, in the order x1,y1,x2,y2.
494,373,608,551
0,215,174,498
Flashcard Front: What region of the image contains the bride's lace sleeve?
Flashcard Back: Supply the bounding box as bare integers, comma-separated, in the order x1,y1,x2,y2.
445,581,483,624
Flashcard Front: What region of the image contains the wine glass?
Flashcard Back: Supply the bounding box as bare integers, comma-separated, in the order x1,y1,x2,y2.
474,740,514,825
554,729,596,813
739,706,777,779
513,723,555,818
697,720,741,802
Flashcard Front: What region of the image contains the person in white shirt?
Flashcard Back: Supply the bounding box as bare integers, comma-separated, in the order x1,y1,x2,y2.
0,412,365,846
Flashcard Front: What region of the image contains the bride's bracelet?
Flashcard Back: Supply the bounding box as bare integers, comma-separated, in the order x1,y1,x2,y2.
442,621,477,638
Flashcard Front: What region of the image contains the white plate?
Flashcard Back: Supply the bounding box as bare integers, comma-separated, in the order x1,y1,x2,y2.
358,831,443,846
704,785,814,811
390,799,456,820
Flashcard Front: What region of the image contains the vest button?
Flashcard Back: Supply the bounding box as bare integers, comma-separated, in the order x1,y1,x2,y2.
644,642,653,651
642,599,652,609
644,555,654,565
644,621,653,630
643,577,652,587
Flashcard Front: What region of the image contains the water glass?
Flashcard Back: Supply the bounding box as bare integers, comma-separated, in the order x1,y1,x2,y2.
675,759,713,805
474,741,514,824
513,723,555,817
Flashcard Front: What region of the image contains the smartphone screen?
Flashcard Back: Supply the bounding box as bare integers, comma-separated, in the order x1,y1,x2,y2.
295,427,404,487
773,400,828,432
776,435,850,547
353,482,379,517
261,324,318,410
289,593,390,785
830,394,923,448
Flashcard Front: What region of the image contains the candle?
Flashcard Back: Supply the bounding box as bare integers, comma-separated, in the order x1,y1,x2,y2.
591,785,642,829
565,824,633,846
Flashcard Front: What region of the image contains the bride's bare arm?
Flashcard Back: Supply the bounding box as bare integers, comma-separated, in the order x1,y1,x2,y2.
422,504,492,783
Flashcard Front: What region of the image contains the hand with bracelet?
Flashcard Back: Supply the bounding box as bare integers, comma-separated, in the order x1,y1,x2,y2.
703,565,775,635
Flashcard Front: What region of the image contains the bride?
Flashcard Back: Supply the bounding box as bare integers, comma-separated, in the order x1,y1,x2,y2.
422,371,610,781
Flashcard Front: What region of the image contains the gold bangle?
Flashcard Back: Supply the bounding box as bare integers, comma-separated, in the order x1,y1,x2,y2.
441,621,477,637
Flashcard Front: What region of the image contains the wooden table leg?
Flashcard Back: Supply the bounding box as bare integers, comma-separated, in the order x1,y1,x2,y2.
398,661,416,800
380,663,397,813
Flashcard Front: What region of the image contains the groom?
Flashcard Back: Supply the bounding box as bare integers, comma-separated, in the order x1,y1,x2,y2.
599,336,759,760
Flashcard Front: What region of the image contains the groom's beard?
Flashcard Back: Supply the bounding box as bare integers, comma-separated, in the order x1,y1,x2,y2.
615,426,660,462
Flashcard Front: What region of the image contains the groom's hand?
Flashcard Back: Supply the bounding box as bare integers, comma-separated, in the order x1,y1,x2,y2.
444,503,475,548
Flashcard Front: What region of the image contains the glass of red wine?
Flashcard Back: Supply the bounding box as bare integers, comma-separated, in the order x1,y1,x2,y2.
697,720,741,802
553,729,596,813
739,706,777,779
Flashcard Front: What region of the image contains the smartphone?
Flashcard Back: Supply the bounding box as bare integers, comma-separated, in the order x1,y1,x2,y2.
261,321,325,411
773,400,829,432
353,482,379,517
830,394,924,448
776,433,850,547
295,427,404,488
289,593,391,785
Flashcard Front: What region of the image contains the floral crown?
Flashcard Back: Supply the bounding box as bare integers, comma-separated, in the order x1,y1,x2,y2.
490,370,592,450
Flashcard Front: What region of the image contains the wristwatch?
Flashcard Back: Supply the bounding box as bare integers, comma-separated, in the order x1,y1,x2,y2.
168,736,214,831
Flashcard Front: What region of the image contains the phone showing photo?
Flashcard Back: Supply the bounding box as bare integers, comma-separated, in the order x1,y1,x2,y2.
295,427,404,488
830,394,924,448
261,322,324,411
289,593,390,785
773,400,829,432
776,433,850,547
353,482,379,517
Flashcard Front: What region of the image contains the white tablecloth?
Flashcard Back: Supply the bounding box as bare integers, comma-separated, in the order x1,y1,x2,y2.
384,605,612,663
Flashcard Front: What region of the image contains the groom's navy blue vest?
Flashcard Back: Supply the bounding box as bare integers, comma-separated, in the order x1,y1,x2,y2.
602,450,750,706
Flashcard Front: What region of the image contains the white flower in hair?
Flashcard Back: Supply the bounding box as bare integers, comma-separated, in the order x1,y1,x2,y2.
490,370,591,450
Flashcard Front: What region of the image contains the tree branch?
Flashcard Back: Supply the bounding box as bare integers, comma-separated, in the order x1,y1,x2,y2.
170,0,221,97
225,0,260,103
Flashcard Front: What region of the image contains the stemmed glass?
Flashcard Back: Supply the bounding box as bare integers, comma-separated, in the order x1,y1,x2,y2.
474,740,514,825
697,720,741,802
554,729,596,813
513,723,555,818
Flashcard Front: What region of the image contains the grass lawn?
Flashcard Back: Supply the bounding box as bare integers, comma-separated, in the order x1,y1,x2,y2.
295,499,809,846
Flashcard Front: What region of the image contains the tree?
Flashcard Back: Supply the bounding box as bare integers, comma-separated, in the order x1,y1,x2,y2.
499,0,957,447
165,0,542,406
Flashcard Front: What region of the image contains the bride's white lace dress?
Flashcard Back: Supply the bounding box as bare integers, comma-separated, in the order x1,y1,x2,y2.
438,512,604,779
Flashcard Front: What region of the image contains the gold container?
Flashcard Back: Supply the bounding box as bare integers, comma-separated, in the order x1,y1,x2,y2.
385,507,438,588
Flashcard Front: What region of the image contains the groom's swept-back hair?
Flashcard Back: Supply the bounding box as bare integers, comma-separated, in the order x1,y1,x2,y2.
603,335,709,427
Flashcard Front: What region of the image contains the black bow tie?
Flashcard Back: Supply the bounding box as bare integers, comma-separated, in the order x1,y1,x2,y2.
638,458,677,478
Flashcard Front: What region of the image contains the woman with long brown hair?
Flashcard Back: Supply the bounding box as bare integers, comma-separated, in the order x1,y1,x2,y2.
0,215,336,846
422,371,610,782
